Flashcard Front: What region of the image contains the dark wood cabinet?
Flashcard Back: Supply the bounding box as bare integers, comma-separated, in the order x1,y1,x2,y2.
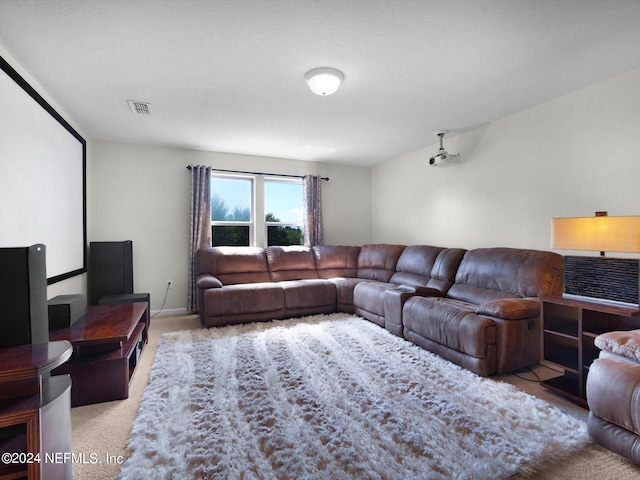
541,295,640,407
0,341,73,480
50,302,148,406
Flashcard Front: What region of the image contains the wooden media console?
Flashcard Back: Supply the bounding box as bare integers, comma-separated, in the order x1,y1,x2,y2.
50,303,149,407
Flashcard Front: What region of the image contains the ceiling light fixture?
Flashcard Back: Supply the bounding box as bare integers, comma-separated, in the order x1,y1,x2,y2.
304,68,344,96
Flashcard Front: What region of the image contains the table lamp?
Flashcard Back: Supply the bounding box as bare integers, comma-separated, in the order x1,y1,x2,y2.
551,212,640,306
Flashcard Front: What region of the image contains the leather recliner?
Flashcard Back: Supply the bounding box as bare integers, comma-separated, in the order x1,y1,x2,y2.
401,248,565,376
587,329,640,464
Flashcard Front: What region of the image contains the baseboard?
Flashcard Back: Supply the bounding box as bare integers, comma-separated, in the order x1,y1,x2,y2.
150,307,190,317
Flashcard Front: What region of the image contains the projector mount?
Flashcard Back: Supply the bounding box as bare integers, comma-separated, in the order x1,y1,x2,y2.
428,130,459,167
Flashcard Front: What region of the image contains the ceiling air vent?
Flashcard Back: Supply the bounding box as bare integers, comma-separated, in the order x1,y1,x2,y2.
127,100,151,115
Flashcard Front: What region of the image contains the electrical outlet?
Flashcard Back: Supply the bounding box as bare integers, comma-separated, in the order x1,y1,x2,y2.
167,280,173,289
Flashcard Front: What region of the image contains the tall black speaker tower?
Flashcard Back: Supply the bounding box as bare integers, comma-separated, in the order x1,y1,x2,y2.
89,241,134,305
0,244,49,347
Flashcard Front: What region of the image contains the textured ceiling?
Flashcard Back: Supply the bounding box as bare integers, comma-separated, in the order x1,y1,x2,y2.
1,0,640,166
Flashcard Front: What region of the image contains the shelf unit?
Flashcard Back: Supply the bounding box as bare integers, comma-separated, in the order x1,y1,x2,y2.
541,295,640,407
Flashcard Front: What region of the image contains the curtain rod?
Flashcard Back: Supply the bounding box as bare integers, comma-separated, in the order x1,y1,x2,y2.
186,165,329,181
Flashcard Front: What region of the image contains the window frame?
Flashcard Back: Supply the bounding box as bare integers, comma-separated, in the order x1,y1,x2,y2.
210,174,255,247
209,173,305,247
264,177,304,247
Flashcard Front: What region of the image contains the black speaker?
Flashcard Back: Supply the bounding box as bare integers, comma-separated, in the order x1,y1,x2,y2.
89,241,134,305
48,294,86,329
0,244,49,347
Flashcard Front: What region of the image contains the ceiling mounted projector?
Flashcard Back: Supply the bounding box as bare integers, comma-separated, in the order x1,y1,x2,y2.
429,130,459,167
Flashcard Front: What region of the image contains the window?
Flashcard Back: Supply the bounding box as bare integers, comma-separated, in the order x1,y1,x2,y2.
265,179,304,246
209,174,304,247
210,176,253,246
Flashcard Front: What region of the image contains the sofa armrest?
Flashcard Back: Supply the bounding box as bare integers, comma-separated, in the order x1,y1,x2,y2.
595,330,640,364
196,274,223,289
475,297,540,320
396,285,443,297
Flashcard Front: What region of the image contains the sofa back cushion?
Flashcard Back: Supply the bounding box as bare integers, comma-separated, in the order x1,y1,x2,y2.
390,245,444,286
357,244,406,283
266,246,319,282
313,246,361,278
197,247,271,285
447,247,565,304
427,248,467,292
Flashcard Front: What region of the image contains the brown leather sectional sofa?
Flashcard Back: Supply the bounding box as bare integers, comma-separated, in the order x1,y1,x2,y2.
196,244,564,376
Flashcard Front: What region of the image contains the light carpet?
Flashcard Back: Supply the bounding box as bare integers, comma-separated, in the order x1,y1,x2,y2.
119,314,590,479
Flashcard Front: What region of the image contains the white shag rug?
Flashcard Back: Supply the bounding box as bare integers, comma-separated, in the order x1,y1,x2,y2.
119,314,590,480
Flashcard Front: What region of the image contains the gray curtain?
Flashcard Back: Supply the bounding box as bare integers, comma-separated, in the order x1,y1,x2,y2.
303,175,324,246
187,165,212,312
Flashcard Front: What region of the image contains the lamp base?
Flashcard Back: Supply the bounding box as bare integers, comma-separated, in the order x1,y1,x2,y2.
564,256,640,306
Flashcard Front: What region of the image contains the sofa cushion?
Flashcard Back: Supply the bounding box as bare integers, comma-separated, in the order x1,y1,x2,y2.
447,248,565,304
313,245,360,278
475,298,540,320
390,245,444,286
595,330,640,363
357,244,406,282
203,282,284,316
353,281,394,318
266,246,319,282
280,279,336,310
197,247,271,285
329,277,370,312
403,296,497,359
196,274,222,289
427,248,467,293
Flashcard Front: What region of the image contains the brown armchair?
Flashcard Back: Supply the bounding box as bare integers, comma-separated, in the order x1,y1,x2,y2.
586,329,640,464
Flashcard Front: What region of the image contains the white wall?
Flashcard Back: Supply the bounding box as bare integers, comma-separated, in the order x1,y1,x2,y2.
90,142,372,311
372,68,640,256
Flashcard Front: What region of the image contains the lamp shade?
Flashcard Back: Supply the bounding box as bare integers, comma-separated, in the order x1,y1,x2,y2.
304,68,344,96
551,216,640,253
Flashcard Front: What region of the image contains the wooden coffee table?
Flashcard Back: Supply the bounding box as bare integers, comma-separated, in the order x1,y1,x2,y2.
50,303,148,406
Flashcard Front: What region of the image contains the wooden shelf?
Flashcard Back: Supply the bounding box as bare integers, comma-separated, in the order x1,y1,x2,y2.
541,295,640,407
543,325,576,339
0,432,27,479
543,295,640,317
540,374,586,408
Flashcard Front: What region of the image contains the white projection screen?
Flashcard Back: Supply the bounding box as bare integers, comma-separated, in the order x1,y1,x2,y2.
0,56,86,284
